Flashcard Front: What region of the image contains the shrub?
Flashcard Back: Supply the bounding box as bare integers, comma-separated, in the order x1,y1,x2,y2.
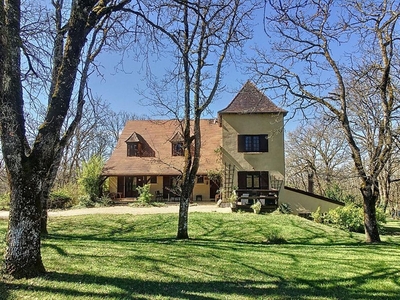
49,190,73,209
78,194,113,208
278,202,292,214
311,206,323,223
136,184,153,204
78,194,95,208
96,195,113,207
251,201,262,214
324,203,386,233
78,155,104,202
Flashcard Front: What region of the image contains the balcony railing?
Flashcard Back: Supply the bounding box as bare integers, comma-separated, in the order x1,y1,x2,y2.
233,189,279,213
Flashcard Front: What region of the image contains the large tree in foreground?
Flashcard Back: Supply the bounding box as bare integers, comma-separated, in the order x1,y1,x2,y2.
0,0,129,278
129,0,258,239
255,0,400,242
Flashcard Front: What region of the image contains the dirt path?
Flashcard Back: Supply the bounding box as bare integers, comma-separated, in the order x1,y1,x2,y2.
0,202,231,219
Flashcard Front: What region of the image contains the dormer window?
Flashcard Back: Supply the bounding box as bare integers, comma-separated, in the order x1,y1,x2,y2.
170,132,184,156
126,132,143,157
127,142,142,157
172,142,184,156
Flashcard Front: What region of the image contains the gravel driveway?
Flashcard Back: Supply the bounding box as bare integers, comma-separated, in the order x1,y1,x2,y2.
0,202,231,219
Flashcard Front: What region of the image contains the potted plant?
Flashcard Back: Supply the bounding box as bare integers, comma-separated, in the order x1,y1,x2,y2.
228,189,238,208
251,201,262,214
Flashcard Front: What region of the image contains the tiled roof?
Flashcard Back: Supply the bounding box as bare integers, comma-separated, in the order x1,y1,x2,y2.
218,81,287,115
102,119,221,176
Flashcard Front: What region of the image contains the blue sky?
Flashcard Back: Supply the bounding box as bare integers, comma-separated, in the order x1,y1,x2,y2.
86,7,303,131
88,54,255,119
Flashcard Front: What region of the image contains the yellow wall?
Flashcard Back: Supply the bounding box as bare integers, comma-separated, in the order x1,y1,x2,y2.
107,176,163,199
193,181,211,201
108,177,118,193
147,176,164,197
221,113,285,184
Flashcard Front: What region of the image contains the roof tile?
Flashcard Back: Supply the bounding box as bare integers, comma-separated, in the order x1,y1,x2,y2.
103,119,221,176
218,81,287,115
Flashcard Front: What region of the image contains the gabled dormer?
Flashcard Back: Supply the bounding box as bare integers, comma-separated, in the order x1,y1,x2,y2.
125,132,143,157
169,132,184,156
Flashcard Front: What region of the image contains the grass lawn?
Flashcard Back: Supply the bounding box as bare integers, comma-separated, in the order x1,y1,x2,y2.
1,212,400,299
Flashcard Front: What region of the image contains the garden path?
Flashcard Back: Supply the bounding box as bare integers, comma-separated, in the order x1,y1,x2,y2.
0,202,230,219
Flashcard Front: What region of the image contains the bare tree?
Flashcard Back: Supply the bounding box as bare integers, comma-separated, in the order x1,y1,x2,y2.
106,110,140,146
0,0,130,278
254,0,400,242
55,102,139,188
127,0,258,239
286,119,350,194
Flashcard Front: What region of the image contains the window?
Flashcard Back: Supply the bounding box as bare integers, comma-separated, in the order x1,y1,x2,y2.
127,142,142,157
172,142,184,156
238,171,269,189
197,175,205,184
246,173,260,188
238,135,268,152
148,176,157,184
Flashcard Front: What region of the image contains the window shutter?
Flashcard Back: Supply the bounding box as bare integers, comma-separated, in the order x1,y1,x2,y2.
260,135,268,152
127,143,133,156
237,171,246,189
138,143,143,156
238,135,245,152
260,171,269,189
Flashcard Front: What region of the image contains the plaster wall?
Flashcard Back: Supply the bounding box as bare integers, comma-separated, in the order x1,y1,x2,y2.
280,187,343,214
148,176,164,197
221,113,285,180
108,177,118,193
193,182,212,201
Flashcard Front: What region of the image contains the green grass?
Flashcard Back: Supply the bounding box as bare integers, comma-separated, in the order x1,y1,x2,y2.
1,212,400,299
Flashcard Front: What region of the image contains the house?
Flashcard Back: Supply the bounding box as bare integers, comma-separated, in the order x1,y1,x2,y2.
102,81,344,214
102,119,222,201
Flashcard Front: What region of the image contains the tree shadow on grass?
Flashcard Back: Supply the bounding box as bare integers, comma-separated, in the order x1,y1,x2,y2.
2,267,400,300
0,280,10,300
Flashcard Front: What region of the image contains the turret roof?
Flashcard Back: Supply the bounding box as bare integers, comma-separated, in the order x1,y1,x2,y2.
218,81,287,115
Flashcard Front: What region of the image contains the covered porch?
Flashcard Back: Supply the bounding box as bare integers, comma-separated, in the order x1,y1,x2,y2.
106,174,219,202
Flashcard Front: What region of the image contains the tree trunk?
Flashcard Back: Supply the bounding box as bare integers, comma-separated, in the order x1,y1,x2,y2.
40,186,50,236
307,171,314,193
40,148,63,234
361,185,381,243
1,0,130,279
4,171,46,278
378,173,390,214
177,195,190,239
1,0,46,278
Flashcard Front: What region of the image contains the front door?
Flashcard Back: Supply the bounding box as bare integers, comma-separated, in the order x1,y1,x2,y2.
210,179,220,201
125,176,134,198
125,176,145,198
117,176,124,197
135,176,144,197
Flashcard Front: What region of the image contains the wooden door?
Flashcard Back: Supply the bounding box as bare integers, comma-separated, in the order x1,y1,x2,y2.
125,176,134,197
